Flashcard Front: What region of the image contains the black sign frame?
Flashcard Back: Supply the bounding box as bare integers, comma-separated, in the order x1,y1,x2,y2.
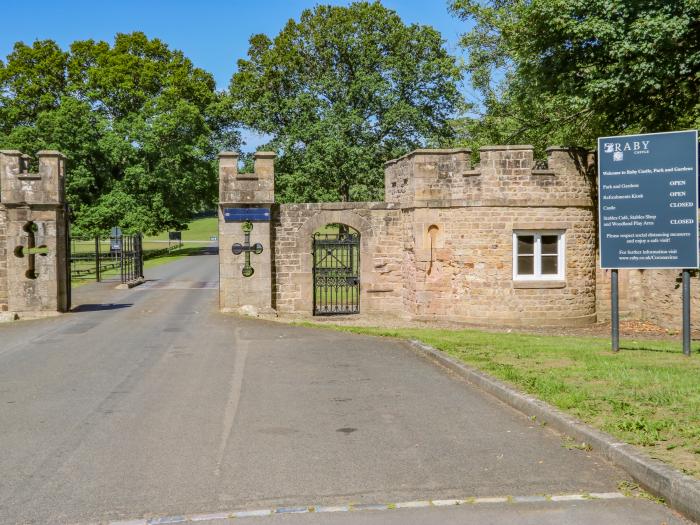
598,130,699,270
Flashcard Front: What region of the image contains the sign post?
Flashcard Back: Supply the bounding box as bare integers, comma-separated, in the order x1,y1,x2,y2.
168,231,182,249
611,269,619,352
598,130,699,354
110,226,122,256
683,269,691,356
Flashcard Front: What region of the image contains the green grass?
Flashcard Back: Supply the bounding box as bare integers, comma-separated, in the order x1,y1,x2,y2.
143,216,218,244
71,217,218,257
71,246,206,287
314,284,359,312
70,216,219,286
303,323,700,479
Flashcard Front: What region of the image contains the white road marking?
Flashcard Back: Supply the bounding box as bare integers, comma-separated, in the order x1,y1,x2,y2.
105,491,630,524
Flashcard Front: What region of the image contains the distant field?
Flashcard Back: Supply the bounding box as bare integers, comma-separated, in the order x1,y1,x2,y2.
70,217,219,286
144,217,218,244
70,217,219,254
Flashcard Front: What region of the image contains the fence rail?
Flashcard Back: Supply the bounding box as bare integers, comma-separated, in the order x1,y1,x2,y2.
70,233,162,283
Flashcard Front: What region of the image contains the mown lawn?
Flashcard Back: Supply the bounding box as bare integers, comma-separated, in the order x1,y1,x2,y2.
143,216,218,244
306,324,700,479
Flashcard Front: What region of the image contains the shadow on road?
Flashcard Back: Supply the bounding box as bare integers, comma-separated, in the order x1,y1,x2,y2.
71,303,133,313
158,246,219,257
189,246,219,255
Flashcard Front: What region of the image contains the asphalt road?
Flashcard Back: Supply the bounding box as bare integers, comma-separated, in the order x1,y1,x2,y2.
0,253,690,524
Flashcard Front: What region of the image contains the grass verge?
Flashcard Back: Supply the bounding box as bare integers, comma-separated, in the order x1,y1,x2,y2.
303,323,700,479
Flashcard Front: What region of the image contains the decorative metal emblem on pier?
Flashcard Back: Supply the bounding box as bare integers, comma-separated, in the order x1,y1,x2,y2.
13,221,48,279
232,221,263,277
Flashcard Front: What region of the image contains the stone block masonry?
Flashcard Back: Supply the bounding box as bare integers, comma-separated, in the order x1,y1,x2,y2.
218,151,276,314
0,150,69,318
401,206,596,326
384,146,597,326
272,202,404,316
0,208,7,312
597,267,700,333
220,145,606,327
217,144,694,330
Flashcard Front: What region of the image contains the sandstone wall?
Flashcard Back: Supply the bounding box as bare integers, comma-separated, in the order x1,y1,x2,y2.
218,152,276,313
637,270,700,331
384,148,471,206
271,200,596,325
596,267,645,321
385,146,595,207
597,268,700,332
0,205,7,312
0,150,69,317
388,146,597,326
272,202,404,315
402,206,596,326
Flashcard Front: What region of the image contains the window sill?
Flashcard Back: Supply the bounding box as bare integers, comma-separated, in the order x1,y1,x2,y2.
513,280,566,289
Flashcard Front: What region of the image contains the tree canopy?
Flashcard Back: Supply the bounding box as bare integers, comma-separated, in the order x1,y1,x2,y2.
229,1,463,203
0,32,238,235
450,0,700,153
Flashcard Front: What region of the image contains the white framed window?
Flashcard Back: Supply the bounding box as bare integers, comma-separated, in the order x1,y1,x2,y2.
512,231,565,280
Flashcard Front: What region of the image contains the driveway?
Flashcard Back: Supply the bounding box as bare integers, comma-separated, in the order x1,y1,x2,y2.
0,253,690,524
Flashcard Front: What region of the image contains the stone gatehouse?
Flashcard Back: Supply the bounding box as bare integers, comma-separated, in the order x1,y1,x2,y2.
219,146,605,327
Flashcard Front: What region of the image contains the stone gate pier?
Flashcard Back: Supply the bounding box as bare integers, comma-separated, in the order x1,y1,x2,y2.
218,151,276,314
0,150,69,320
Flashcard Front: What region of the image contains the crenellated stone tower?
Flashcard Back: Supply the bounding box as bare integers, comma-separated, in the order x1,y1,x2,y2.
218,151,276,314
0,150,69,318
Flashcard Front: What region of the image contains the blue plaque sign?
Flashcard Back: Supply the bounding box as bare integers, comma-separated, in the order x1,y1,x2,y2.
598,130,699,269
223,207,271,222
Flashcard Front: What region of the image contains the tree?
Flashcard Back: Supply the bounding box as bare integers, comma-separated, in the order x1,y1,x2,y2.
229,1,463,203
0,33,239,235
450,0,700,152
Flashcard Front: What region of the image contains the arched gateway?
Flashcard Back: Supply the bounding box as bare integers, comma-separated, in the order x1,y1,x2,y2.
312,225,360,315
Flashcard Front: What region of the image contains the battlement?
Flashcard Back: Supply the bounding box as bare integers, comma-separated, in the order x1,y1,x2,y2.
218,151,276,205
384,145,595,207
0,150,66,206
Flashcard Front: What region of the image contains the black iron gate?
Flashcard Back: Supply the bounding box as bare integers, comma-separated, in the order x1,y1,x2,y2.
69,232,143,285
313,232,360,315
120,233,144,284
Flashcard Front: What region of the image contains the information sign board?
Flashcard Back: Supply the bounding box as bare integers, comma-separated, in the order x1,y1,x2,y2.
223,208,271,222
598,130,699,269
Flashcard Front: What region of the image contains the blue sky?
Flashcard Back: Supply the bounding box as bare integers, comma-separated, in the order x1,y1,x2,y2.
0,1,473,150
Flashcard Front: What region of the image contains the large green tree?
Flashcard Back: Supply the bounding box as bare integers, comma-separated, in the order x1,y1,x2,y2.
450,0,700,152
229,1,463,203
0,33,238,235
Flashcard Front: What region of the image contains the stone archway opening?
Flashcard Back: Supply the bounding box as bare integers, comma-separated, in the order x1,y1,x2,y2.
312,223,360,315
